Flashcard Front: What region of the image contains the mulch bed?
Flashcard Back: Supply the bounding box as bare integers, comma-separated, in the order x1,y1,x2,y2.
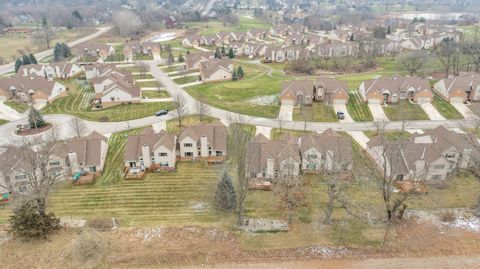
15,123,53,136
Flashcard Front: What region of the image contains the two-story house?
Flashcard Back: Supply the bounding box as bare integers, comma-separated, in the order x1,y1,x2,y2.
178,123,227,162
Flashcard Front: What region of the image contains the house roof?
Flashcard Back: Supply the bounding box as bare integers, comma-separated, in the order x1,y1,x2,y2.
280,79,314,99
314,77,348,94
0,73,60,98
179,122,228,151
124,130,177,161
50,131,108,167
199,58,233,79
300,129,353,165
362,76,431,96
185,52,213,68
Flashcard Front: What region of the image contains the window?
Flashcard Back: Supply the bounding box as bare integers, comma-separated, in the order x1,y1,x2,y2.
15,174,26,181
89,166,97,172
434,164,445,169
160,162,169,167
216,151,223,156
184,143,193,147
208,151,212,155
159,152,168,157
250,172,257,178
49,161,60,166
445,153,455,158
307,154,317,159
396,174,404,181
185,152,193,157
110,97,115,101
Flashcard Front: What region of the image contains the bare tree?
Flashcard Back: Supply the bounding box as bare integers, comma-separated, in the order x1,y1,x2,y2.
228,115,252,226
195,100,209,122
274,173,306,224
137,62,149,79
173,93,187,127
397,50,429,76
70,117,88,138
277,114,285,134
34,17,55,49
435,38,460,78
112,10,143,37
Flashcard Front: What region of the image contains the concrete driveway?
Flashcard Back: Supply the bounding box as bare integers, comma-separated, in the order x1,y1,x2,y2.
420,103,445,120
368,104,389,121
333,104,354,123
0,101,23,121
278,104,293,121
347,131,370,149
451,103,478,120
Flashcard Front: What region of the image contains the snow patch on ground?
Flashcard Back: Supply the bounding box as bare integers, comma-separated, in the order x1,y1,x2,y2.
406,209,480,233
296,246,349,258
133,227,163,242
248,95,278,106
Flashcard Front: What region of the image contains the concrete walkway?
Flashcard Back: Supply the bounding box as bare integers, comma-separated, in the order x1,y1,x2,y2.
368,104,389,121
452,103,479,120
169,72,200,80
420,103,445,120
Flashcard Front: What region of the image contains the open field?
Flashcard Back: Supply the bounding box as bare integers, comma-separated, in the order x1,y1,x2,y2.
4,100,29,113
270,128,312,140
185,16,271,36
293,102,338,122
0,28,94,61
186,63,284,118
142,90,170,99
431,95,464,119
383,101,429,121
0,119,8,125
42,76,176,122
347,91,373,121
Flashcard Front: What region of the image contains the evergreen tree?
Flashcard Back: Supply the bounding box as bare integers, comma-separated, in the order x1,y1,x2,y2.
214,171,237,212
28,107,46,129
53,42,62,61
349,33,354,41
22,54,30,65
167,53,175,66
28,53,37,64
232,69,238,80
221,45,226,56
387,25,391,35
228,47,235,58
178,53,185,63
61,43,71,58
237,66,244,78
214,47,221,58
14,59,23,73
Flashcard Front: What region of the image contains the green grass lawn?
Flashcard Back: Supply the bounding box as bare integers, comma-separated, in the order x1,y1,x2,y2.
270,128,312,140
431,95,464,119
160,65,183,73
364,130,412,140
136,80,161,88
133,54,153,61
3,100,28,113
118,66,143,73
186,16,271,36
142,90,170,99
186,63,284,118
133,73,154,80
173,75,200,85
166,115,218,134
0,119,8,125
383,101,429,121
293,102,338,122
42,77,176,122
347,91,373,122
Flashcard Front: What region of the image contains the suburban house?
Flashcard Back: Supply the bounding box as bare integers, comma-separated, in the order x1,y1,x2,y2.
400,36,435,50
74,42,116,60
433,73,480,103
285,46,310,61
178,123,227,162
242,43,268,58
182,35,201,48
199,58,234,83
247,28,267,40
0,73,67,105
359,76,433,105
300,129,353,173
50,131,109,176
18,62,82,80
314,42,359,57
279,78,349,106
279,80,314,106
264,47,286,62
246,133,301,179
366,126,480,181
314,77,349,105
124,127,178,173
185,52,214,70
0,147,38,193
86,64,141,108
123,40,161,62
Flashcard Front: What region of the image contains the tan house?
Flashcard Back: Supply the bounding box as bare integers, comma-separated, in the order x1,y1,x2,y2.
314,77,349,105
124,128,178,172
74,42,116,60
246,28,267,40
123,40,160,62
178,123,227,162
246,133,301,179
18,62,82,80
366,125,480,182
433,73,480,103
300,129,353,173
359,76,433,105
199,59,234,83
279,80,314,106
185,52,214,70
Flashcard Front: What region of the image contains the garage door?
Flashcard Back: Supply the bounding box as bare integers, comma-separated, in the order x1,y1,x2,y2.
368,98,381,104
333,99,347,105
450,97,464,103
416,97,431,104
281,99,294,106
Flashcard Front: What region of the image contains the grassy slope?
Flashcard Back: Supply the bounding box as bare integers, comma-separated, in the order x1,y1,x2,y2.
431,95,464,119
383,101,429,121
186,16,271,36
4,101,28,113
293,102,338,122
0,119,8,126
347,91,373,122
142,90,170,99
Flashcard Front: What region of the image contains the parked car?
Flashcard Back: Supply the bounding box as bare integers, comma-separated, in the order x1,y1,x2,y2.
337,111,345,120
155,109,169,116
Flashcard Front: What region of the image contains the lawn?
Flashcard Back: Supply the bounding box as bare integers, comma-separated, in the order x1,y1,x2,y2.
173,75,199,85
186,63,284,118
0,119,8,125
166,115,218,134
383,101,429,121
4,100,29,113
160,65,183,73
118,66,144,73
142,90,170,99
431,95,464,119
270,128,312,140
104,44,125,62
364,130,412,140
347,91,373,122
42,77,176,122
136,80,162,88
186,16,271,36
293,102,338,122
134,73,154,80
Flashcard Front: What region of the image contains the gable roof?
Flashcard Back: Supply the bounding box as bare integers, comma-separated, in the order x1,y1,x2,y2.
124,130,177,161
50,131,108,167
179,123,228,151
199,58,233,79
280,79,314,98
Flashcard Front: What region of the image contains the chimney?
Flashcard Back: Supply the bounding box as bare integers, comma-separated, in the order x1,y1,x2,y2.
141,144,151,168
68,152,80,174
200,136,208,157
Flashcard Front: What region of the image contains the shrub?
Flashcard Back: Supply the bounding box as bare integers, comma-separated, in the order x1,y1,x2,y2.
439,211,456,222
69,228,107,267
9,200,60,239
285,60,315,75
214,171,237,212
99,116,109,122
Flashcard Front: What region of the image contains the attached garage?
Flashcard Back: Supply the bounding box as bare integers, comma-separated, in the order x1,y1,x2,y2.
450,96,465,103
281,98,294,106
332,98,347,105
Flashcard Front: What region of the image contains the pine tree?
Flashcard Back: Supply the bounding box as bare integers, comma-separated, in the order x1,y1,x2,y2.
214,47,221,58
15,59,23,73
28,107,46,129
167,53,174,66
387,25,391,35
22,54,30,65
221,45,226,56
178,53,185,63
28,53,37,64
53,42,62,61
61,43,71,58
228,47,235,58
237,66,244,79
232,69,238,81
214,171,237,212
349,33,354,41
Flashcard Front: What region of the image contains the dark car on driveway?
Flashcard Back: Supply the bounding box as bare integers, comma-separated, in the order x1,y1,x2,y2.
155,109,169,116
337,111,345,120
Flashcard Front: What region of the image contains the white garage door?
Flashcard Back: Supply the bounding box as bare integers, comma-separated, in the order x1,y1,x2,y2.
368,98,381,104
417,97,431,104
450,97,464,103
281,99,294,106
333,99,347,105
